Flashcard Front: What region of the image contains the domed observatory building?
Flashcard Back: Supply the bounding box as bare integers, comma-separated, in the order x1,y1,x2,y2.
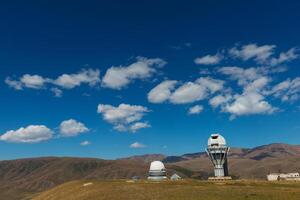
206,134,232,180
148,161,167,180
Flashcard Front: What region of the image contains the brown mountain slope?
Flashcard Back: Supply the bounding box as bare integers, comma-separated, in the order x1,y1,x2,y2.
0,143,300,199
167,143,300,179
0,157,149,200
118,154,166,163
0,156,190,200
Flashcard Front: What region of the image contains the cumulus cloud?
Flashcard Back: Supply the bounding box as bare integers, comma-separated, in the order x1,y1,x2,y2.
196,77,224,93
53,69,100,89
114,123,150,133
267,77,300,102
0,125,53,143
80,140,91,146
229,44,275,64
147,80,178,103
209,94,232,108
223,92,276,117
218,66,284,91
244,76,270,92
270,48,299,66
129,122,151,132
5,74,48,90
51,87,63,97
5,68,101,93
130,142,146,148
102,57,166,89
170,82,207,104
229,44,298,65
97,103,149,124
5,77,23,90
97,103,150,132
194,54,222,65
147,77,224,104
20,74,47,89
210,65,282,118
188,105,203,115
215,72,276,117
218,66,265,86
59,119,89,137
149,77,224,104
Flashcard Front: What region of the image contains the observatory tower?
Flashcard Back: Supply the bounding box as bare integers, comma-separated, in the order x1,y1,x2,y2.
148,161,167,180
206,134,231,179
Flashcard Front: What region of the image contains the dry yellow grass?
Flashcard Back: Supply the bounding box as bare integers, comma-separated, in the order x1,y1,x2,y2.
33,180,300,200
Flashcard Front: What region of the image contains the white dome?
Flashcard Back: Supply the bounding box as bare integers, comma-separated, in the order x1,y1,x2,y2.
149,161,165,171
208,133,226,147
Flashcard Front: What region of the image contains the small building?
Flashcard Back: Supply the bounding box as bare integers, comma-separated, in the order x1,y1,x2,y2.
170,173,181,180
267,173,300,181
131,176,140,181
148,161,167,180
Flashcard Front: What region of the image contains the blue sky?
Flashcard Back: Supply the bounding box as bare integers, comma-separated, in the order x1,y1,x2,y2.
1,0,300,160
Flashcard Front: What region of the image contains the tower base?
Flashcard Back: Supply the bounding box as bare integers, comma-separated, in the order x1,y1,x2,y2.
208,176,232,181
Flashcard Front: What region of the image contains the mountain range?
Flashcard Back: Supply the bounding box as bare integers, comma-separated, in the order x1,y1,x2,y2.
1,143,300,200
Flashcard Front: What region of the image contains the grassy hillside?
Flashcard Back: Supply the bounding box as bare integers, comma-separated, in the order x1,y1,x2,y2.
167,143,300,179
0,157,149,200
33,180,300,200
0,157,190,200
1,143,300,199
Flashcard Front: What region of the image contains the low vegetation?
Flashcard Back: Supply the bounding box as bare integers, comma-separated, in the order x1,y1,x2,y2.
33,180,300,200
1,144,300,199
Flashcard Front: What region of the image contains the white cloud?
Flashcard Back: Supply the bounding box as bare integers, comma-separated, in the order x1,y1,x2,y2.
5,74,47,90
5,77,23,90
0,125,53,143
169,77,224,104
59,119,89,137
148,77,224,104
196,77,224,93
102,57,166,89
97,103,149,124
218,66,265,86
219,75,276,116
244,76,270,92
170,82,207,104
20,74,47,89
5,68,101,93
215,66,278,117
194,54,222,65
267,77,300,102
53,69,100,89
97,103,150,132
80,140,91,146
229,44,275,64
188,105,203,115
229,44,298,65
270,48,298,66
113,122,150,132
209,94,232,108
50,87,63,97
130,142,146,148
147,80,178,103
129,122,151,132
224,92,276,116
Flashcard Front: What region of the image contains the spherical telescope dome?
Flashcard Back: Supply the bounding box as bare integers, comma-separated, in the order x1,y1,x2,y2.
208,133,226,147
149,161,165,171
